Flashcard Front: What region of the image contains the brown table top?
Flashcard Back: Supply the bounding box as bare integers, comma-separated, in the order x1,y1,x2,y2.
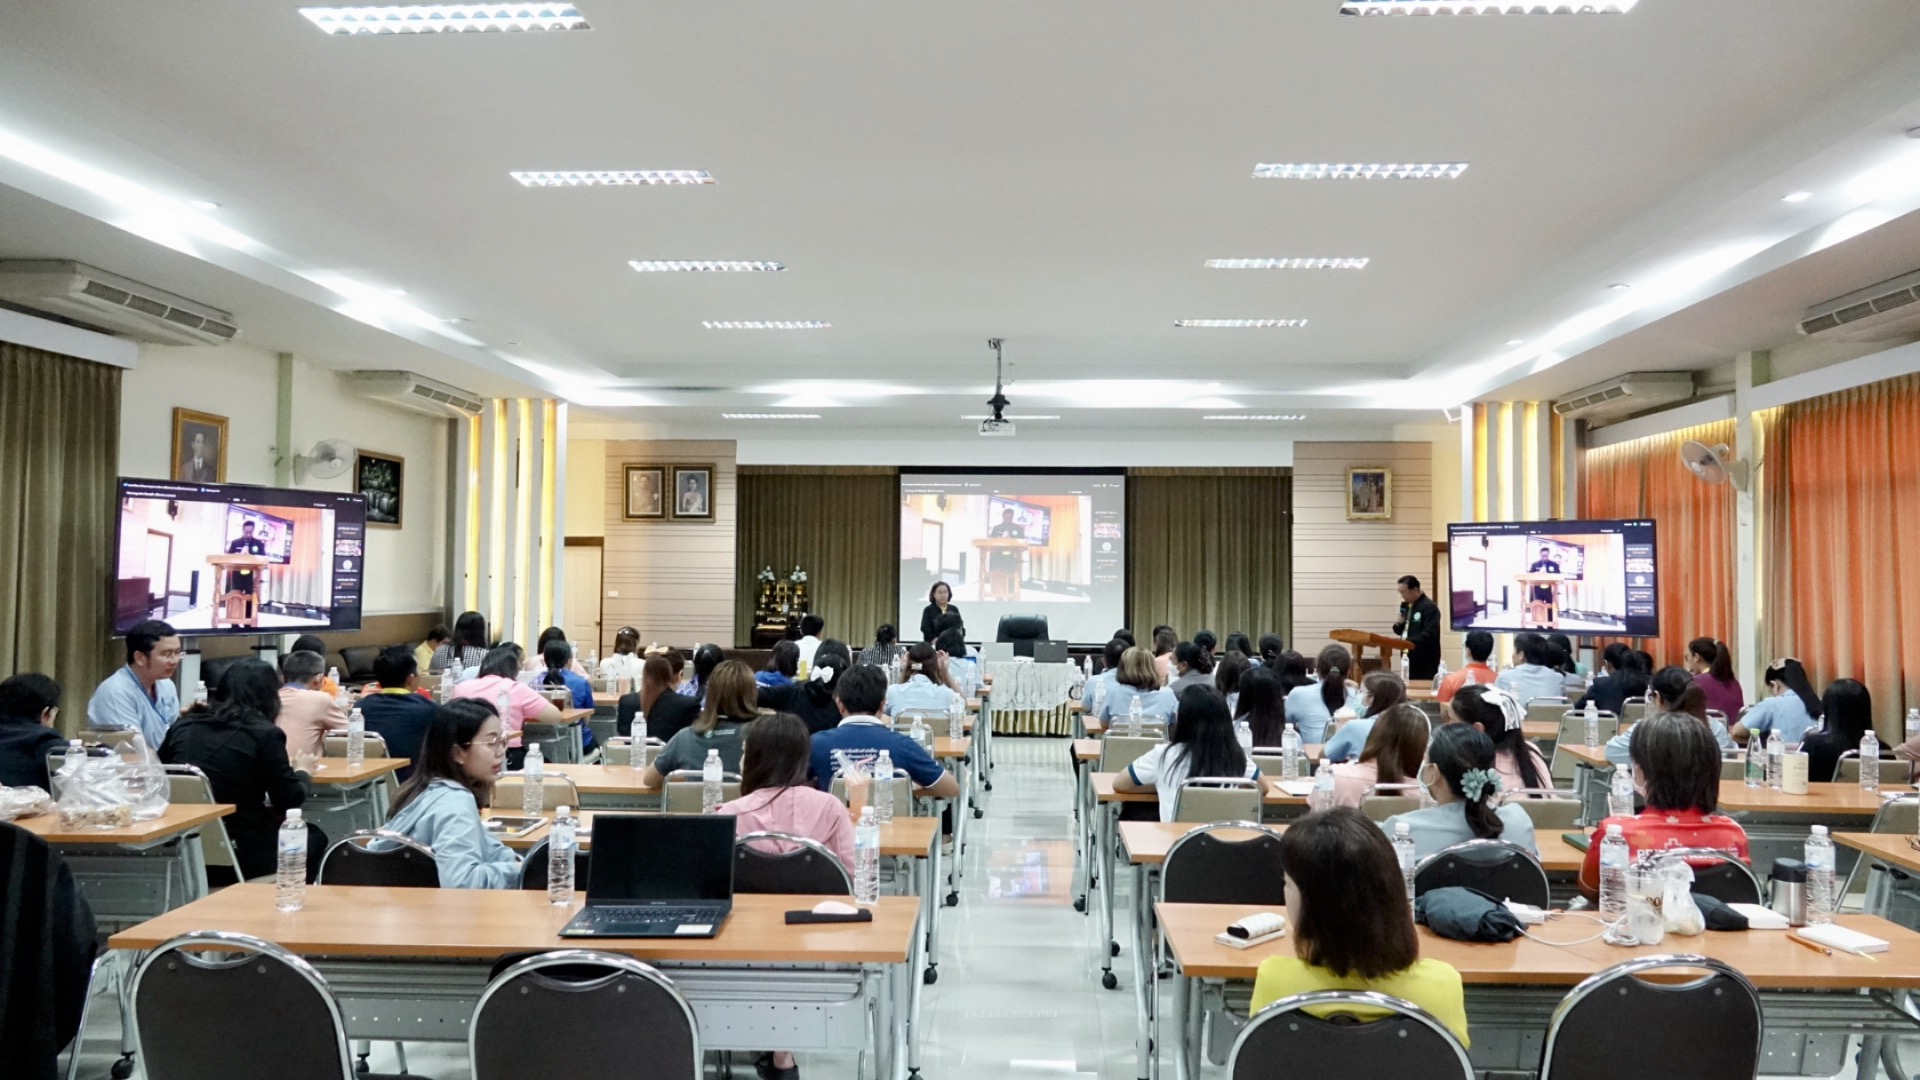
1091,772,1293,806
1523,720,1559,740
592,691,623,706
305,758,408,784
932,736,970,760
1073,738,1102,763
1558,743,1612,768
10,803,235,844
1158,902,1920,988
545,763,662,795
1835,832,1920,875
1535,831,1585,873
1114,819,1584,872
1718,781,1910,815
482,808,939,859
554,707,594,723
109,885,920,964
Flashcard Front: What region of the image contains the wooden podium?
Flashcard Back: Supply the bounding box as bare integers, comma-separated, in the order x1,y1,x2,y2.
1515,572,1565,628
1331,630,1415,676
973,538,1029,601
207,553,271,629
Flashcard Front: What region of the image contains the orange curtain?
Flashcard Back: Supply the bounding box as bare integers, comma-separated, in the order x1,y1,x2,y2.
1763,374,1920,732
1579,420,1737,665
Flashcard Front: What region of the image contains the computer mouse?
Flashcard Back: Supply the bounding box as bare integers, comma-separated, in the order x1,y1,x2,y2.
813,900,860,916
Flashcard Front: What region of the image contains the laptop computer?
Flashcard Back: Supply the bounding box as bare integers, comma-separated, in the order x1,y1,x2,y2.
1032,640,1070,664
558,814,735,939
978,641,1015,662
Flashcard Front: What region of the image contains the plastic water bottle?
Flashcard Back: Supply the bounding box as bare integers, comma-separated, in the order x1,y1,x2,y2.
1434,659,1449,687
1767,733,1785,790
1806,825,1836,925
1598,823,1629,921
585,649,598,678
522,742,545,814
1608,766,1635,819
1862,729,1882,793
702,748,723,814
1235,720,1253,756
948,701,964,741
1281,723,1301,782
632,709,648,769
548,805,577,907
277,809,307,912
1127,695,1143,737
1745,731,1766,788
1308,767,1336,812
438,668,454,701
909,716,930,751
1398,651,1410,681
874,750,895,823
1392,821,1417,906
346,708,366,767
854,806,881,905
194,680,209,707
1584,701,1600,748
1906,708,1920,748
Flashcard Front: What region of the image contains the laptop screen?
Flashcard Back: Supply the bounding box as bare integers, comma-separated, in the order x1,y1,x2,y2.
587,815,736,903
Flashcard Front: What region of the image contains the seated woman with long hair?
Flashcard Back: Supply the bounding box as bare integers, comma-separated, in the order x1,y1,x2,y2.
1604,666,1736,767
885,642,964,717
616,654,703,743
1801,679,1882,784
1234,666,1289,747
1113,686,1259,822
447,644,563,767
1250,807,1469,1045
1283,645,1360,745
758,641,853,735
1326,704,1429,810
643,660,763,786
1578,711,1749,898
1729,658,1822,747
1448,684,1551,797
1384,722,1537,861
381,698,523,889
1322,671,1407,764
757,640,801,689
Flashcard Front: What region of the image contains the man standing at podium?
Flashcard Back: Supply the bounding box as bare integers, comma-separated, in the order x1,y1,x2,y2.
226,520,268,599
987,507,1026,578
1394,575,1442,681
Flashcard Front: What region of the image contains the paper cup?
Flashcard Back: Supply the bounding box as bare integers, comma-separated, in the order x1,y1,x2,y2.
1781,752,1810,795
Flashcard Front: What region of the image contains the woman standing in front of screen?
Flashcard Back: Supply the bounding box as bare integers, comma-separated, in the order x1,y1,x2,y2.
920,582,960,644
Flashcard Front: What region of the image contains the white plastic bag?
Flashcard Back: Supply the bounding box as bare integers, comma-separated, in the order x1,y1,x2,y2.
115,732,171,821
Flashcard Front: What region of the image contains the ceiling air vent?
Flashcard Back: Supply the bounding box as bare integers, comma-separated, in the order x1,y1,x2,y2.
1800,268,1920,342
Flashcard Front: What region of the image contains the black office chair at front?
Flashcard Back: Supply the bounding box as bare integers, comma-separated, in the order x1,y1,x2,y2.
995,615,1050,657
1228,990,1474,1080
1537,955,1761,1080
1414,839,1551,908
470,951,701,1080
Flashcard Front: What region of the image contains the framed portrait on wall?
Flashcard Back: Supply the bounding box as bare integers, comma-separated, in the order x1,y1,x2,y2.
623,464,666,520
1346,467,1392,521
669,465,715,522
170,408,228,483
355,451,405,528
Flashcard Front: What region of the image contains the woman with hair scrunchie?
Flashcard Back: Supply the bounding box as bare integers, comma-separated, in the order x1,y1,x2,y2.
755,639,853,736
1382,722,1538,862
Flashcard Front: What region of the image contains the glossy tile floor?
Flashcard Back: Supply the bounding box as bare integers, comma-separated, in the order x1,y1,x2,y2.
63,737,1906,1078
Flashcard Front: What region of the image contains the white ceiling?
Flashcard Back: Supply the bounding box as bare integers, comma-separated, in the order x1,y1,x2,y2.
4,1,1920,435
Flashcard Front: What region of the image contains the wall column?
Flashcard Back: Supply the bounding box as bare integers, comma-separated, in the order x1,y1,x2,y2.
451,399,567,647
1732,350,1770,693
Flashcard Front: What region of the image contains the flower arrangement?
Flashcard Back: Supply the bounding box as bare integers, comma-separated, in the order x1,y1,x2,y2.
757,566,776,584
789,565,808,584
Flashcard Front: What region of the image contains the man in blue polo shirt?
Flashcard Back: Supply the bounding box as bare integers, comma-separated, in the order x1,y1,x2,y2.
810,664,960,798
88,619,182,748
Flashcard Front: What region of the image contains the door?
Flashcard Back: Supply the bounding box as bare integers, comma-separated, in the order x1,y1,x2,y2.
564,544,604,657
144,530,174,615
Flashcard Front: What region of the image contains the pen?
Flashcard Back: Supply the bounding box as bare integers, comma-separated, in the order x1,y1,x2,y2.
1787,934,1832,957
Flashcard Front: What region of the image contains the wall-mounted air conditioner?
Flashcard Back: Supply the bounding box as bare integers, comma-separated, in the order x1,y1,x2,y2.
0,260,240,347
1551,371,1694,425
1799,268,1920,342
343,369,485,419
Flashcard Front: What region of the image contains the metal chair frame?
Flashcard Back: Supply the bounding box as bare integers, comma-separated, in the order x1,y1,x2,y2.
317,829,438,885
663,770,743,814
1650,847,1763,905
1414,838,1550,906
495,772,583,812
1537,954,1761,1080
1227,989,1474,1080
469,950,701,1080
734,831,854,894
1171,777,1263,824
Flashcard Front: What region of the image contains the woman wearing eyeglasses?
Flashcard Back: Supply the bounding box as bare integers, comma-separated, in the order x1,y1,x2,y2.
382,698,524,889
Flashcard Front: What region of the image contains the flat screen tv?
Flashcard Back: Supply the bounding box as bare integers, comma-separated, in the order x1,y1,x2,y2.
1445,519,1658,638
113,478,366,637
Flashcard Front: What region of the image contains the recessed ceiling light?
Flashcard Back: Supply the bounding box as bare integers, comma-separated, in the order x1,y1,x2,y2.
1203,414,1307,421
188,199,220,211
961,414,1062,421
702,321,830,330
1340,1,1636,14
1505,338,1526,346
1205,258,1370,270
1253,163,1467,180
446,317,469,324
385,287,408,296
511,170,712,187
299,5,591,35
1174,319,1308,328
722,413,821,420
1781,191,1814,203
1608,283,1633,291
629,261,785,273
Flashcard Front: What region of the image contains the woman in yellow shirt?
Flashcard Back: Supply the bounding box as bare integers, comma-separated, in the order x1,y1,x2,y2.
1249,807,1471,1046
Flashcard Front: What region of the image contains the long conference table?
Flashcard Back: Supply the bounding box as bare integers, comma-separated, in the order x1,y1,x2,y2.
111,885,924,1079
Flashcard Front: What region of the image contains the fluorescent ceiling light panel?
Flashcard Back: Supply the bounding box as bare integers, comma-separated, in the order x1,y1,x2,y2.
961,414,1061,420
722,413,820,420
1340,1,1636,13
703,320,829,330
299,5,591,35
511,170,712,187
1205,258,1370,270
1781,191,1813,203
1174,319,1308,328
1203,414,1307,421
630,261,784,272
1253,162,1467,180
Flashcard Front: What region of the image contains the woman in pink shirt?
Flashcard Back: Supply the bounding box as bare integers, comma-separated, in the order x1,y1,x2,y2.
449,644,562,764
1327,704,1430,809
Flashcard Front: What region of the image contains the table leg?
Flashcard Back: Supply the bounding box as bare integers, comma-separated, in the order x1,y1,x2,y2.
1100,802,1119,988
1073,761,1091,913
1167,971,1190,1080
1131,862,1153,1080
1183,977,1203,1080
921,840,940,985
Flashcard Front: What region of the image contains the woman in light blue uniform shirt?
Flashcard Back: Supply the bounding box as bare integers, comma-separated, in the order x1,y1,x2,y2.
381,698,523,889
1284,644,1359,745
886,643,965,716
1728,658,1822,747
1322,671,1408,764
1604,667,1737,767
1384,722,1536,862
1097,647,1177,725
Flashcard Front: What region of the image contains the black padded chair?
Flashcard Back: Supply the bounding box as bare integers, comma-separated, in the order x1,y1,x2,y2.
1414,839,1550,908
197,654,244,692
1658,848,1763,905
1161,822,1288,905
995,615,1050,657
520,838,592,893
1228,990,1474,1080
1538,954,1761,1080
733,832,853,895
470,951,700,1080
129,930,356,1080
339,645,385,685
316,831,439,888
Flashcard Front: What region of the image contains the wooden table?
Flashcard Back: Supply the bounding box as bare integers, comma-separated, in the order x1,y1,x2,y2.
543,762,663,807
1718,781,1911,816
303,757,408,786
1835,831,1920,926
304,756,409,838
11,803,233,845
111,885,923,1076
1523,719,1559,741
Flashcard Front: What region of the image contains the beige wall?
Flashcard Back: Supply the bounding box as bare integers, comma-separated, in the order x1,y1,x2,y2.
600,440,736,647
1290,441,1436,659
566,437,606,537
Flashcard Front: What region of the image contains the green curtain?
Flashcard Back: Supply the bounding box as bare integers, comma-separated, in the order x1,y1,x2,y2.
735,468,900,646
1126,469,1292,644
0,343,123,734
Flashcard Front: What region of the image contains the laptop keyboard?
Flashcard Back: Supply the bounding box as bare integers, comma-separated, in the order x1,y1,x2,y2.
581,905,713,925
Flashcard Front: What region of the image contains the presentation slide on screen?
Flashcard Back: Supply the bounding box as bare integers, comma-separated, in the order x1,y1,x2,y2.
114,479,367,636
899,471,1125,645
1447,519,1658,637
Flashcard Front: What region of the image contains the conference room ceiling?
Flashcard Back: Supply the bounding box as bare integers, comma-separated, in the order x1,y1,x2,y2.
4,2,1920,433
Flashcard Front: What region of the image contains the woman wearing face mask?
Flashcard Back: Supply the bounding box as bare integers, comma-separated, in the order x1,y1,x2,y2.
1322,671,1407,765
1382,723,1537,862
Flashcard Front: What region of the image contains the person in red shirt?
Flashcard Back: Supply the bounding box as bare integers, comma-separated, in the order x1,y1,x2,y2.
1435,630,1498,706
1578,711,1749,897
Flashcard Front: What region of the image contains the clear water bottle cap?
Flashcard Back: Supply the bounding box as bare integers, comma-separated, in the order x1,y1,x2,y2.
1394,821,1410,836
1605,823,1623,837
286,808,303,822
558,805,571,816
1811,824,1829,836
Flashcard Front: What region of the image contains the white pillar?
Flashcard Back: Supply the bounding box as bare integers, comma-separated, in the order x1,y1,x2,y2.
1732,351,1769,694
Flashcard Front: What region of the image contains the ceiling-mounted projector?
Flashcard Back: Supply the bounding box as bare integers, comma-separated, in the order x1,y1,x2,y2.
980,337,1015,437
